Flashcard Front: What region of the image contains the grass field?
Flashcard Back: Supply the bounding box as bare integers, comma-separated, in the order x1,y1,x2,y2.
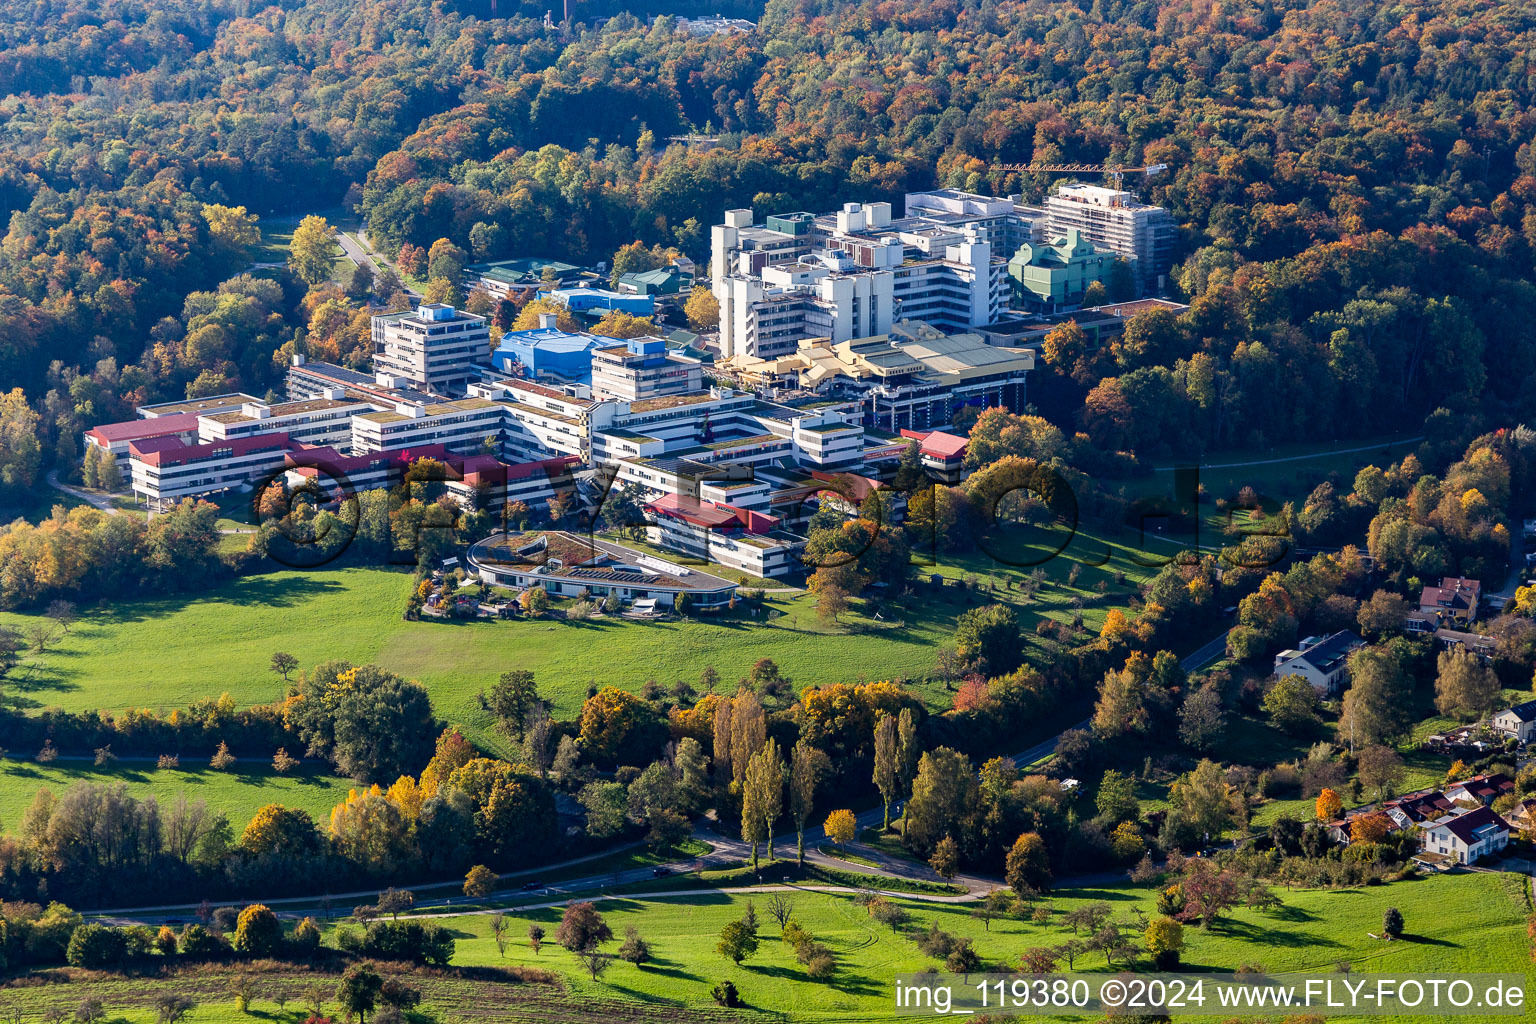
1129,434,1424,508
0,758,357,832
0,486,87,525
0,872,1523,1023
0,515,1165,751
0,567,953,750
358,872,1529,1022
256,213,354,283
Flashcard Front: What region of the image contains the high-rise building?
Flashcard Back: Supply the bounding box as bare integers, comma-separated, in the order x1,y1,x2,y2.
1042,184,1175,294
371,303,490,396
711,201,1011,361
590,337,704,402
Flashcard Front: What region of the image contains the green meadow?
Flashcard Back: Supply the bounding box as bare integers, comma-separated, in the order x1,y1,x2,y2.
6,872,1510,1024
0,759,358,833
444,873,1529,1021
0,516,1164,750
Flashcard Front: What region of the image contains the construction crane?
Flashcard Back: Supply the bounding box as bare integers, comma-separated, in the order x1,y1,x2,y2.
993,162,1168,190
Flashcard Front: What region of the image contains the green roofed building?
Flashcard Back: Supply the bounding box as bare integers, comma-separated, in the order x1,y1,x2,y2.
1007,229,1117,312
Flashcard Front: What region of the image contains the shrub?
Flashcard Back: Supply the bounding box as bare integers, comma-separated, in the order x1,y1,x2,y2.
179,924,228,958
711,980,741,1007
379,980,420,1010
290,917,323,955
867,897,909,929
781,921,811,951
355,921,455,966
233,905,282,957
618,926,651,966
67,924,128,969
914,922,957,959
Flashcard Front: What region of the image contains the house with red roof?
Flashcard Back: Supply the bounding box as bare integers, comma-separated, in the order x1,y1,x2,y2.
645,493,805,578
899,428,969,483
1419,805,1511,865
85,414,201,471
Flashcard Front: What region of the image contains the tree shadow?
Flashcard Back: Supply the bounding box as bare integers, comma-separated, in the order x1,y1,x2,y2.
1400,934,1458,947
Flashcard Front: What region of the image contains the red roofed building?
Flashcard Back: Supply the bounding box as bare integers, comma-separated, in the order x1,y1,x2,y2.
1419,576,1481,626
85,413,201,470
286,446,578,514
129,432,305,509
899,428,969,483
645,492,805,578
1420,805,1511,865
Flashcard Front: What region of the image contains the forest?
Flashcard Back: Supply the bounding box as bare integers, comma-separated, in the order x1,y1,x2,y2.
0,0,1532,487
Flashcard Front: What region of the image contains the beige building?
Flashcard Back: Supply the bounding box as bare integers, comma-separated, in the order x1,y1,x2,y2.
371,303,490,395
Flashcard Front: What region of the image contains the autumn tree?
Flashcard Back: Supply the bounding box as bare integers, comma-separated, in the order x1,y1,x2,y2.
590,310,657,339
1434,648,1501,719
1337,645,1412,750
824,809,857,850
288,215,337,287
685,287,720,330
511,299,580,332
872,713,900,830
556,902,612,952
464,864,496,899
1005,832,1051,896
741,738,783,867
789,740,830,865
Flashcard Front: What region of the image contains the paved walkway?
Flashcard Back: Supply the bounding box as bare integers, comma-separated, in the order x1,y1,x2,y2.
46,469,122,513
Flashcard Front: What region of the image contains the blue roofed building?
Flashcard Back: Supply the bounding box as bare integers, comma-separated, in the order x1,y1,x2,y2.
546,287,655,316
491,313,604,382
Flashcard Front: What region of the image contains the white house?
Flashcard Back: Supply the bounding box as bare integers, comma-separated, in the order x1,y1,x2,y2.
1272,630,1366,696
1492,700,1536,744
1419,806,1511,865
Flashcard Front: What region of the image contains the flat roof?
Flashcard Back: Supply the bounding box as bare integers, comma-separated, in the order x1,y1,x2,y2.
470,531,735,593
357,397,499,425
136,393,262,417
496,328,601,354
629,392,718,413
89,413,200,443
204,398,361,424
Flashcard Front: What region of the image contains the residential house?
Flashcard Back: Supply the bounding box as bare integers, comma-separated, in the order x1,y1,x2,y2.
1432,627,1497,661
1419,806,1511,865
1419,576,1481,626
1383,791,1454,830
1444,773,1515,807
1271,630,1366,696
1504,798,1536,833
1492,700,1536,743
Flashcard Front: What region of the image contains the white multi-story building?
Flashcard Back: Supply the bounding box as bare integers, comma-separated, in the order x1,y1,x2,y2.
350,397,505,455
645,493,805,578
197,397,371,449
371,303,491,396
712,201,1011,361
590,337,704,402
128,433,303,508
472,379,608,462
1043,184,1175,294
